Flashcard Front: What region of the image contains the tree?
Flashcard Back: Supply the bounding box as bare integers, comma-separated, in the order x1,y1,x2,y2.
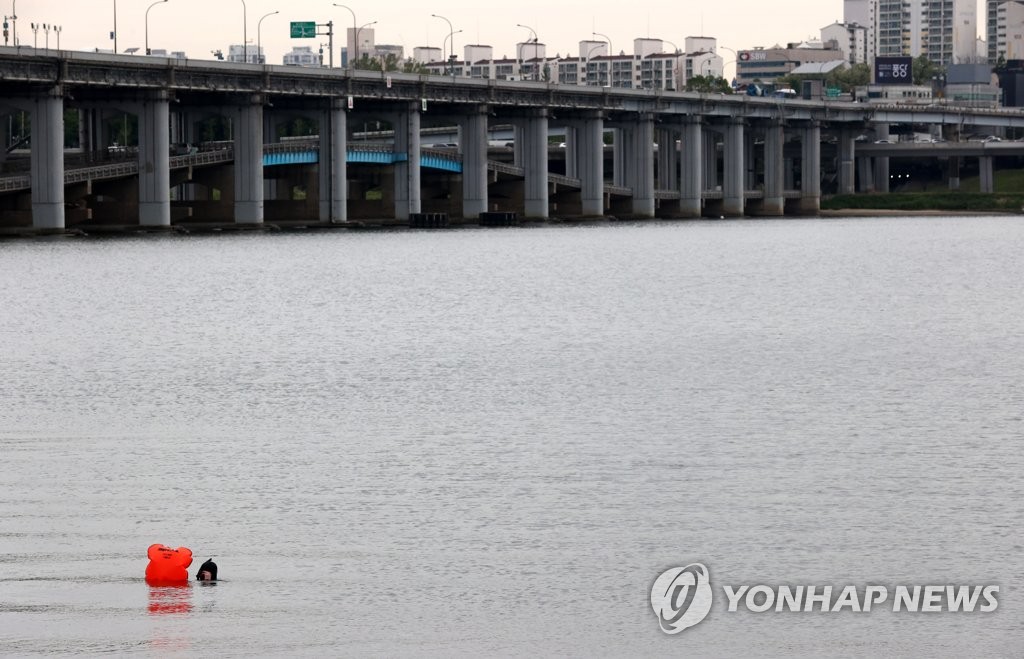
912,54,942,86
685,75,732,94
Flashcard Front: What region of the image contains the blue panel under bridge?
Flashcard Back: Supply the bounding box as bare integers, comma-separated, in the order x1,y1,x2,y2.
261,143,462,172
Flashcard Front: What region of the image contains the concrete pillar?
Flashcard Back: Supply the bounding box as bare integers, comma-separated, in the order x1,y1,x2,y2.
979,156,994,193
679,117,702,218
799,122,821,214
30,87,65,230
947,156,960,191
138,91,171,227
656,128,677,191
744,134,756,191
762,120,785,216
462,108,488,219
784,158,796,191
857,157,875,193
522,110,548,218
703,130,718,191
839,129,856,195
394,103,422,220
612,128,625,186
319,99,348,223
234,98,264,224
630,115,655,217
723,119,745,216
564,126,577,179
874,122,890,193
578,115,605,217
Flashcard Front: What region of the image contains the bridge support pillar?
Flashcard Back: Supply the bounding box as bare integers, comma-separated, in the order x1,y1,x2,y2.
656,127,678,192
138,91,171,227
762,120,784,216
394,104,422,220
857,157,875,193
679,117,702,218
628,115,655,218
578,115,605,217
799,122,821,215
564,126,577,179
522,110,548,219
703,130,718,192
873,123,889,193
839,129,856,195
319,100,348,223
234,98,264,224
979,156,994,193
29,88,65,230
461,108,488,219
612,128,625,186
947,157,960,191
723,119,745,217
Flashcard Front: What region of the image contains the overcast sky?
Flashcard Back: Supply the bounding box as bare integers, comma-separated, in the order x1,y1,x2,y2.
5,0,989,72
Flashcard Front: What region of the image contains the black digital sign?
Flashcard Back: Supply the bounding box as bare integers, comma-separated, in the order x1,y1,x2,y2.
874,56,913,85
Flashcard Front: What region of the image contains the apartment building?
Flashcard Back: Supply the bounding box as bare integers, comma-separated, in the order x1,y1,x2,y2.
990,1,1024,62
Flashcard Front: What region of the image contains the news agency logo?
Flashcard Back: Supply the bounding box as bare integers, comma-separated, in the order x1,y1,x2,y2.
650,563,1000,635
650,563,714,634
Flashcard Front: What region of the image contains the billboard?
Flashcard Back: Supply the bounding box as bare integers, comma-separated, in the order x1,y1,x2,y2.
874,57,913,85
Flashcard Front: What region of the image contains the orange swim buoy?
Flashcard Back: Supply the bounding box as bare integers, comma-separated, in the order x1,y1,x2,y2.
145,544,193,585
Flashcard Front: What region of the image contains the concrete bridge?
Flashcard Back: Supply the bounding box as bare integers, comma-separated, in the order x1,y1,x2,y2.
3,47,1024,232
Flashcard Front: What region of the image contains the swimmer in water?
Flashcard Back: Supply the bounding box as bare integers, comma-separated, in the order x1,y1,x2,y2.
196,558,218,581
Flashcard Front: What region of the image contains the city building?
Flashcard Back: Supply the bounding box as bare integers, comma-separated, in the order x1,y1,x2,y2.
992,1,1024,62
282,46,321,67
226,45,263,64
860,0,976,65
844,0,878,60
346,26,375,66
822,21,869,64
735,42,844,85
413,47,442,64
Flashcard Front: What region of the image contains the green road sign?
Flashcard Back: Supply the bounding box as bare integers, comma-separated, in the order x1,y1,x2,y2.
290,21,316,38
826,87,841,98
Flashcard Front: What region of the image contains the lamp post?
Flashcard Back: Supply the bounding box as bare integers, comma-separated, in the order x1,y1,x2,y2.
516,24,539,81
29,21,36,48
585,43,605,86
441,28,462,77
10,0,15,47
431,13,454,77
240,0,247,63
112,0,117,53
333,4,357,66
593,31,612,86
356,20,376,68
145,0,168,55
54,24,60,50
257,10,278,64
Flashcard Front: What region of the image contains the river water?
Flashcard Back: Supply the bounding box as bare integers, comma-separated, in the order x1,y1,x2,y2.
1,217,1022,657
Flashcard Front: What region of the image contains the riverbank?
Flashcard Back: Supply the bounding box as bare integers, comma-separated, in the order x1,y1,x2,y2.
822,192,1024,213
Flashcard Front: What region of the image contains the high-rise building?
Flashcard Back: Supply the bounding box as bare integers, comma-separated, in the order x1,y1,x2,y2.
990,1,1024,62
870,0,976,65
844,0,878,59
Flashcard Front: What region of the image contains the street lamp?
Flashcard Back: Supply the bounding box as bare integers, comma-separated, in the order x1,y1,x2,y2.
593,31,613,86
431,13,454,77
29,21,36,48
355,20,376,68
516,23,538,81
257,10,278,64
239,0,247,63
442,28,462,77
9,0,16,47
585,43,605,86
112,0,117,53
333,4,357,66
145,0,168,55
53,24,60,50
